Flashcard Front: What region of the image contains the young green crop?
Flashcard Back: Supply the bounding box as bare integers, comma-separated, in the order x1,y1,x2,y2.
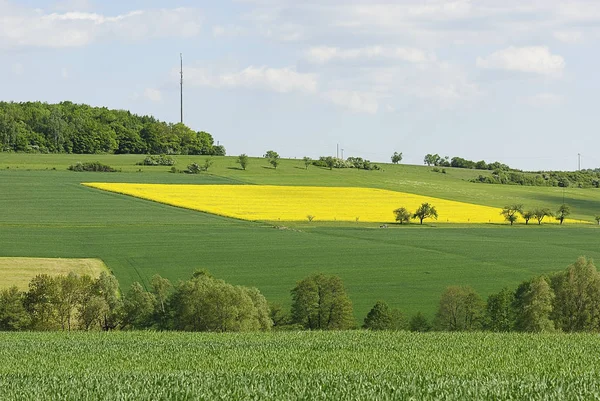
0,331,599,400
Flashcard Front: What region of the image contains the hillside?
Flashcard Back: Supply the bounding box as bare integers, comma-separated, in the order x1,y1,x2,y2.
1,153,600,319
0,101,224,155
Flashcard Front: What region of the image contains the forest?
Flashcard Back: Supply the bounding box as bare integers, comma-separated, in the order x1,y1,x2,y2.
0,101,225,156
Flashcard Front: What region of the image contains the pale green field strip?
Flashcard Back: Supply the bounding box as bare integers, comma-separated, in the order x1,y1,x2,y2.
0,258,108,290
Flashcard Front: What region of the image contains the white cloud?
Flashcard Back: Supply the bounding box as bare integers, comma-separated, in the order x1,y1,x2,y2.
212,25,245,38
185,65,318,94
522,93,564,107
476,46,565,76
61,67,69,79
553,31,584,44
143,88,162,102
324,90,379,114
0,4,202,49
305,46,435,64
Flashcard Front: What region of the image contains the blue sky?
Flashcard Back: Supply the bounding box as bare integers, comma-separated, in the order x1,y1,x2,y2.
1,0,599,170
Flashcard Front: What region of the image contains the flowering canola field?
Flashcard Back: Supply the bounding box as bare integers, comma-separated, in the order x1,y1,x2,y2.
83,183,522,223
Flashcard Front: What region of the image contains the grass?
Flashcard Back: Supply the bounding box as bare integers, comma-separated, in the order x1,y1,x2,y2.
1,161,600,319
0,331,599,399
0,258,108,290
2,153,600,220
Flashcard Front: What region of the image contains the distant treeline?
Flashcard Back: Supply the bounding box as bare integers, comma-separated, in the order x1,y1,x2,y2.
423,153,600,188
0,101,225,156
1,257,599,333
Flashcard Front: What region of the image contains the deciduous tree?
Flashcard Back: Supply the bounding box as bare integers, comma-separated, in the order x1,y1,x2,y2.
393,207,411,224
501,204,523,225
291,273,354,330
237,154,249,170
412,203,438,225
391,152,403,164
555,204,571,225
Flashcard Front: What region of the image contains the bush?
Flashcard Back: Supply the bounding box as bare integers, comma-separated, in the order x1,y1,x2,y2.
138,155,175,166
68,162,117,172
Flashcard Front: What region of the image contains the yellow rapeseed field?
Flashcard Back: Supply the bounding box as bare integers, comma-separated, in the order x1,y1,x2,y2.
83,183,526,223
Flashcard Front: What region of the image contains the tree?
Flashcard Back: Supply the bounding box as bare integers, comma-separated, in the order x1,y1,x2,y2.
237,154,249,170
263,150,279,159
550,257,600,332
409,312,432,332
203,158,214,172
0,286,30,331
302,156,312,170
556,204,571,225
484,287,515,332
391,152,403,164
363,301,404,330
412,203,438,225
435,286,484,331
269,157,280,169
52,272,83,331
324,156,335,170
533,208,553,225
122,282,156,330
423,154,441,166
170,272,272,332
520,210,534,225
23,274,59,330
515,276,555,332
393,207,411,224
501,204,523,226
94,272,123,331
291,273,354,330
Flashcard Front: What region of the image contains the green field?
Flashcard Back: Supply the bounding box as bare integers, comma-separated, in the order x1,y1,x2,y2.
1,154,600,318
0,331,598,399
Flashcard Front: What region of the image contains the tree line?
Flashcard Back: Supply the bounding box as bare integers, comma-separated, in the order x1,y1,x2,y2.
3,256,597,333
0,101,225,156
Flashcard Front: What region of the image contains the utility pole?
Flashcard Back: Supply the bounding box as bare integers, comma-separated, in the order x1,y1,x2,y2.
180,53,184,124
578,153,581,171
336,143,339,159
341,149,344,159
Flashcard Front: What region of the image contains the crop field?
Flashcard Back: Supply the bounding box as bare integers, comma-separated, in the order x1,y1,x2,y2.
0,331,599,400
85,183,515,223
0,257,107,290
1,154,600,318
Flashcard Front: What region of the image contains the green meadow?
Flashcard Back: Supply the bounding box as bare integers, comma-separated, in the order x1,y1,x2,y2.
1,154,600,318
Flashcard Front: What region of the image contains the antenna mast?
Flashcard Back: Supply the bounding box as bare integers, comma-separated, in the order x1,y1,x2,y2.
180,53,184,124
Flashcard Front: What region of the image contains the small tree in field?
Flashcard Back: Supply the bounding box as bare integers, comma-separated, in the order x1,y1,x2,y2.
203,158,214,172
393,207,411,224
391,152,403,164
533,208,553,225
555,204,570,225
303,157,312,170
269,157,280,169
412,203,438,225
501,204,523,226
237,154,249,170
520,210,534,225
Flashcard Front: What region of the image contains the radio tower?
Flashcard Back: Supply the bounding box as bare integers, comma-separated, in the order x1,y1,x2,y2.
180,53,184,124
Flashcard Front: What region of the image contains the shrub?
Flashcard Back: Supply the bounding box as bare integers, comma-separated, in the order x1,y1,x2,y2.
68,162,117,172
138,155,175,166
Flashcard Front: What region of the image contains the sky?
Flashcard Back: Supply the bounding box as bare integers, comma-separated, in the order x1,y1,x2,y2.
1,0,599,171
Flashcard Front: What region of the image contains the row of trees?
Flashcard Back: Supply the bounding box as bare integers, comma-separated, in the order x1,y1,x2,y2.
430,257,600,332
501,204,572,225
472,170,600,188
0,101,225,155
2,257,599,333
423,154,510,171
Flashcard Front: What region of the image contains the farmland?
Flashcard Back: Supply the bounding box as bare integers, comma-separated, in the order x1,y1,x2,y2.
1,154,600,318
0,257,107,290
1,331,599,399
